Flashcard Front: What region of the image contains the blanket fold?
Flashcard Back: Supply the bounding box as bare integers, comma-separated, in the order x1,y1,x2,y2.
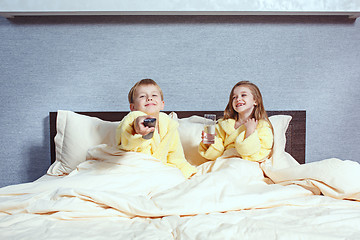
1,144,360,221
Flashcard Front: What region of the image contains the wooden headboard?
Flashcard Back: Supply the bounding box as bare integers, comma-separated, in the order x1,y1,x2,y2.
49,110,306,164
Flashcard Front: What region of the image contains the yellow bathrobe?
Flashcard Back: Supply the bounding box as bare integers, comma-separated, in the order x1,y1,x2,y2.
199,118,273,162
116,111,197,178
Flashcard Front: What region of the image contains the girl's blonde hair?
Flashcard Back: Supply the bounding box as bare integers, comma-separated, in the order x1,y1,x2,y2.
223,81,274,158
128,78,164,104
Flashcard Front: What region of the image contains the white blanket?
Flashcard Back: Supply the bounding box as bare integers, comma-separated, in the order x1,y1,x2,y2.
1,144,360,239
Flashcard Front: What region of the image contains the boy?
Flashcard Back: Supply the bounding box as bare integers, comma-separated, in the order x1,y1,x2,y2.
116,79,197,178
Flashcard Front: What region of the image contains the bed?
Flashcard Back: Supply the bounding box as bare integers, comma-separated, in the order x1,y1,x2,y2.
49,110,306,165
1,110,360,240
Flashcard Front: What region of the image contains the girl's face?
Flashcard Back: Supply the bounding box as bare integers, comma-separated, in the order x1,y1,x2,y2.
130,84,164,115
232,86,257,117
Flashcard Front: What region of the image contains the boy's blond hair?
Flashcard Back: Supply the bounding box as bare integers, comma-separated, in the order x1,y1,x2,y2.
128,79,164,104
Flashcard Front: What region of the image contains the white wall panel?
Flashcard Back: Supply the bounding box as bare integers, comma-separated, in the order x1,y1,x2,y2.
0,0,359,17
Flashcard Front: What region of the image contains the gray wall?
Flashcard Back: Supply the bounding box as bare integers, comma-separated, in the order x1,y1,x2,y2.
0,15,359,188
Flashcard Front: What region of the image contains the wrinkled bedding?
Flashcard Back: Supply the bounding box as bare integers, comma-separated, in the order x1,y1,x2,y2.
1,144,360,240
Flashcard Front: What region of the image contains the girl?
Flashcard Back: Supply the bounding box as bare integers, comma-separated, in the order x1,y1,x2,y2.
199,81,274,162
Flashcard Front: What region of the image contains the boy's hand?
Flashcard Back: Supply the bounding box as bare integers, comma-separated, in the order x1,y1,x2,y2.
134,116,156,136
244,118,258,138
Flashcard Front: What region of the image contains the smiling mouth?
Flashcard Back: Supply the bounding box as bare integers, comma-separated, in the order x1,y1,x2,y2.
236,103,245,107
145,103,156,107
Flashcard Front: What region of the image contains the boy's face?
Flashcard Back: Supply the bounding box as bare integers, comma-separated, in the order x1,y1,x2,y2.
130,84,164,115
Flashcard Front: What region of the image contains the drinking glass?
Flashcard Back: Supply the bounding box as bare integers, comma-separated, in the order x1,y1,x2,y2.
203,114,216,144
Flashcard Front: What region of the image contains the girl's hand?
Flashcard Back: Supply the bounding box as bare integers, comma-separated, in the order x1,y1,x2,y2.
134,116,155,136
244,118,258,138
201,130,215,145
201,130,205,141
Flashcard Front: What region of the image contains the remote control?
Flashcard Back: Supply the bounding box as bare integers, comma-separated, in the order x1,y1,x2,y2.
142,118,156,139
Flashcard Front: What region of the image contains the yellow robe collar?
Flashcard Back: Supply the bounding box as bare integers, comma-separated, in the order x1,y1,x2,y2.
218,118,245,137
150,112,178,148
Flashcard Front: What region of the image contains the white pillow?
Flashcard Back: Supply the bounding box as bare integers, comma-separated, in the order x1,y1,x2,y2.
48,111,297,176
177,115,209,166
47,110,119,176
172,113,297,167
269,115,291,160
268,115,300,169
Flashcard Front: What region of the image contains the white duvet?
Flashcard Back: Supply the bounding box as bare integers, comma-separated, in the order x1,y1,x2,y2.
1,144,360,240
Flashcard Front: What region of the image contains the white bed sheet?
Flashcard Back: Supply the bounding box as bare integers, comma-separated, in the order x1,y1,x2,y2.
1,145,360,240
1,203,360,240
34,174,63,183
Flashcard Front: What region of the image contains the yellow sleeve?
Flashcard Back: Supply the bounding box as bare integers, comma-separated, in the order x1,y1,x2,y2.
235,120,273,162
198,124,225,161
167,128,197,178
116,111,151,151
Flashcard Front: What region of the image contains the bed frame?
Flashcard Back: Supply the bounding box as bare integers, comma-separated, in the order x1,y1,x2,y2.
49,110,306,164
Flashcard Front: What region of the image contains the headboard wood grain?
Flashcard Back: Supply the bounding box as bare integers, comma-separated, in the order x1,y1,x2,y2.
49,110,306,164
